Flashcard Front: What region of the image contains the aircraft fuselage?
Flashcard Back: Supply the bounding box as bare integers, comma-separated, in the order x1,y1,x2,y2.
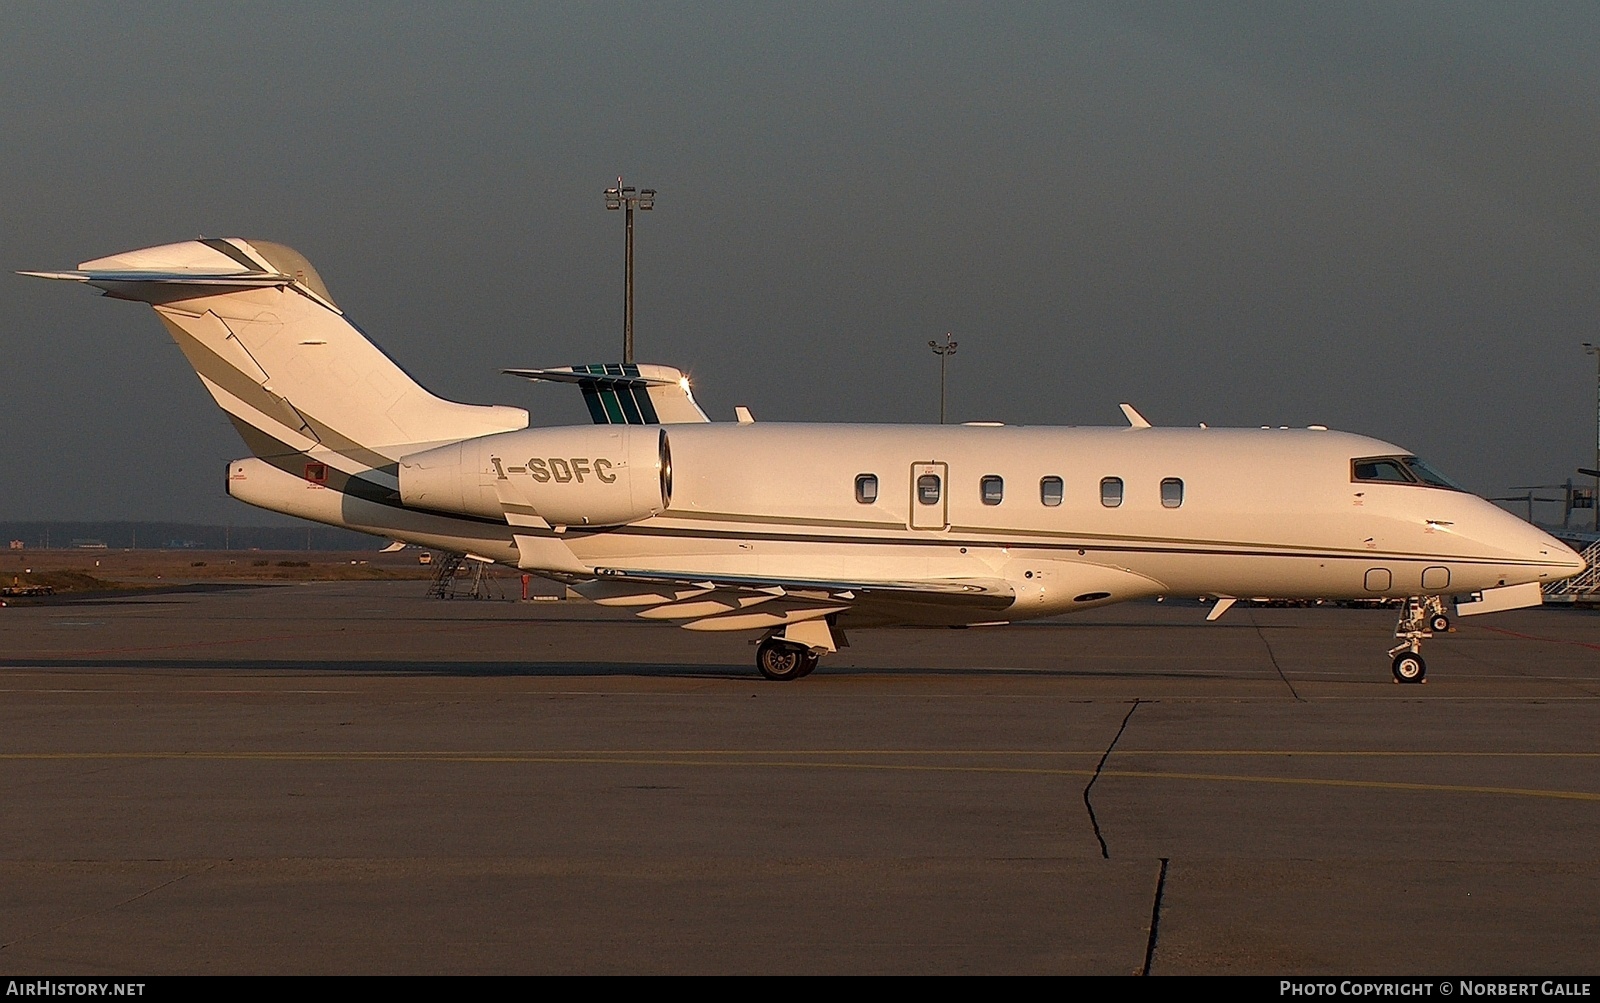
232,421,1580,625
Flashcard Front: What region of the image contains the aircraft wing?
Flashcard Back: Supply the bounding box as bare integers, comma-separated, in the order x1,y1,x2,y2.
504,364,709,424
574,567,1015,631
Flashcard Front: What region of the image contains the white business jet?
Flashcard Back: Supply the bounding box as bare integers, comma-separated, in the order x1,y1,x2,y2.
23,239,1585,682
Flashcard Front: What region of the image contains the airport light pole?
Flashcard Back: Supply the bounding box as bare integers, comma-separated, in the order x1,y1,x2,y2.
604,179,656,364
1585,343,1600,532
929,332,958,424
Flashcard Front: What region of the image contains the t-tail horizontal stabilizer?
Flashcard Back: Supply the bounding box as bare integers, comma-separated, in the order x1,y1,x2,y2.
504,364,709,425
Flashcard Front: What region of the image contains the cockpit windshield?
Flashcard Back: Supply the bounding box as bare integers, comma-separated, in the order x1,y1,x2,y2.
1352,456,1463,491
1400,456,1462,490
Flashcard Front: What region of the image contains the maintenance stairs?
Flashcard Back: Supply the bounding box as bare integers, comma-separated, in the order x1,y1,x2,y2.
426,552,505,600
1542,540,1600,606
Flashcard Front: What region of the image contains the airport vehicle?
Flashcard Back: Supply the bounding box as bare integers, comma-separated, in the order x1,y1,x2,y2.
24,238,1586,682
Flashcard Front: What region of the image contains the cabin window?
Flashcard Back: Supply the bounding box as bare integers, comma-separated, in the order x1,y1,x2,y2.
980,475,1004,506
1100,477,1123,508
917,474,942,505
855,474,879,504
1161,478,1184,508
1040,476,1063,507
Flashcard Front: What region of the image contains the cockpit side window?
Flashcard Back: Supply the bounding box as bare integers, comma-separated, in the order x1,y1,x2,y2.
1351,455,1462,491
1352,457,1415,484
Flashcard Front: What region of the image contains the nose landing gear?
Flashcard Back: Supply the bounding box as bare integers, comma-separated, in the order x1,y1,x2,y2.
1391,648,1426,683
1387,596,1450,683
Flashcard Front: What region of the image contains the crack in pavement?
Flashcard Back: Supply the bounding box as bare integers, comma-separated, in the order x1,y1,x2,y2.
1140,856,1170,975
0,861,217,954
1247,611,1304,701
1082,700,1141,859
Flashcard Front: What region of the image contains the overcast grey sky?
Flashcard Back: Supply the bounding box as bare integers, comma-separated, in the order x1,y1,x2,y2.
4,2,1599,524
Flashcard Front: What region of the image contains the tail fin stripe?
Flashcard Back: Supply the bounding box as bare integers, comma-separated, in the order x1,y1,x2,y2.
206,377,321,456
579,387,611,424
172,320,403,474
630,384,660,423
160,315,325,444
614,385,645,424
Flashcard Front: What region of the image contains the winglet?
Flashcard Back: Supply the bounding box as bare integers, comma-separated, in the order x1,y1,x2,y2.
735,406,755,424
1119,403,1152,429
1206,597,1236,621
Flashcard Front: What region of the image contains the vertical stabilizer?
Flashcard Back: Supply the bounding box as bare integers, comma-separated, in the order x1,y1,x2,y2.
23,238,528,467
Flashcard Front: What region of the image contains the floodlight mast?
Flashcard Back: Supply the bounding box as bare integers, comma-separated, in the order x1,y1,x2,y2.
1585,342,1600,532
605,179,656,364
928,332,958,424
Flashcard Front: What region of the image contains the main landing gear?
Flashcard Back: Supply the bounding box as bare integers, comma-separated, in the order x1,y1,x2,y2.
1387,596,1450,684
754,619,841,681
756,638,819,681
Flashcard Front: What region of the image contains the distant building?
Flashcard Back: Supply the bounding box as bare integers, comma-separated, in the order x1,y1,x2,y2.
71,539,108,549
8,540,21,550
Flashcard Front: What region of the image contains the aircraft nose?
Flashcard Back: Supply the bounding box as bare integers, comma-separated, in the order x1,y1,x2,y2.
1475,500,1587,583
1531,528,1586,578
1556,541,1588,574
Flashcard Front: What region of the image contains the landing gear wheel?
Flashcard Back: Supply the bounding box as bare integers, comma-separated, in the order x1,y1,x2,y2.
795,651,820,678
1429,614,1450,633
757,639,809,681
1391,651,1427,684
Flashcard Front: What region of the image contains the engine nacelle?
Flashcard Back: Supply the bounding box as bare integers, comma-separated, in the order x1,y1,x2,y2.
399,426,669,527
398,437,502,520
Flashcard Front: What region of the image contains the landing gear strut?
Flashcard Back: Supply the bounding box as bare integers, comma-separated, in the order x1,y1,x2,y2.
1386,596,1447,684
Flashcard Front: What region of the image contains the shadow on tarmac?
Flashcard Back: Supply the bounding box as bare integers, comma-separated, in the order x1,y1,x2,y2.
0,656,1242,681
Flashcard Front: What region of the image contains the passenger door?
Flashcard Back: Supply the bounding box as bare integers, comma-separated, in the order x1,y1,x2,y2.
909,462,948,530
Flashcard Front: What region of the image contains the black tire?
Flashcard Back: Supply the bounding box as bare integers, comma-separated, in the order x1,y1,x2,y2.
1429,614,1450,633
757,639,809,681
795,651,820,678
1391,651,1426,684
